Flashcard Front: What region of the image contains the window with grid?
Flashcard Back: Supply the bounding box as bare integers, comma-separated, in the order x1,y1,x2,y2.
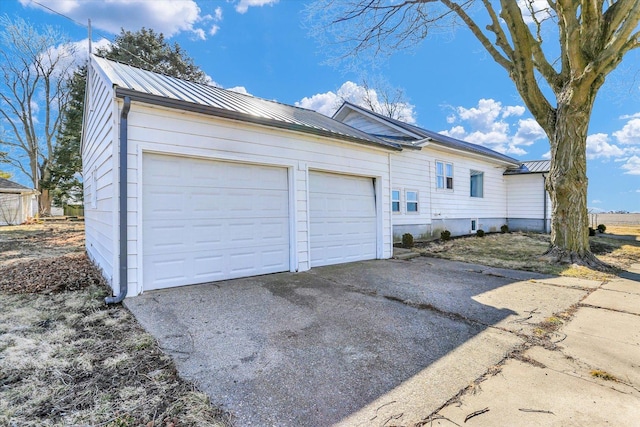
392,189,400,212
406,190,418,212
436,161,453,189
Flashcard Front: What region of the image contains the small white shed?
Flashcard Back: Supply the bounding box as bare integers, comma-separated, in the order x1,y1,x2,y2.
0,178,37,226
81,56,400,300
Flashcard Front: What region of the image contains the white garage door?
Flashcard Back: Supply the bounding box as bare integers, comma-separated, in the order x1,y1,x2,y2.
142,153,290,290
309,171,377,267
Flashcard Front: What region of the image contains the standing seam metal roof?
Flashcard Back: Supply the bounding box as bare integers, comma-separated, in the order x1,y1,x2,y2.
336,102,521,165
503,160,551,175
92,56,401,151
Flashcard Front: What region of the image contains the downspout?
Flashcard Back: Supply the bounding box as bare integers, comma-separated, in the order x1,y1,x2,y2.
542,174,548,234
106,96,131,304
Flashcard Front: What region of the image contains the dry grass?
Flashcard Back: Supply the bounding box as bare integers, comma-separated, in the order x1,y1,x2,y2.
0,222,231,427
605,225,640,236
415,226,640,280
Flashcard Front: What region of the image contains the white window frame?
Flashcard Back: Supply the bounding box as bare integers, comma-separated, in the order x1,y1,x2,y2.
470,170,484,198
436,161,454,190
405,190,419,213
392,189,401,213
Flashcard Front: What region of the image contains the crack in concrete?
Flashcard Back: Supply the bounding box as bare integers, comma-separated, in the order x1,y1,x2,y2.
578,303,640,317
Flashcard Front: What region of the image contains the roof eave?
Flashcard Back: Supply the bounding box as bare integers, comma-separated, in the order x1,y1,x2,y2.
115,87,402,152
426,139,520,167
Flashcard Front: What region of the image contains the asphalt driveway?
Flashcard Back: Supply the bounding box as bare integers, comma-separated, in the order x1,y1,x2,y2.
125,257,592,426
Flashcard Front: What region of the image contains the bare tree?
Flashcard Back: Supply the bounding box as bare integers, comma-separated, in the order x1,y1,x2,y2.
0,16,76,215
308,0,640,267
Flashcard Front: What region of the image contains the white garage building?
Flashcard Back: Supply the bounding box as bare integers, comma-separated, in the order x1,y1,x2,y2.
82,56,400,300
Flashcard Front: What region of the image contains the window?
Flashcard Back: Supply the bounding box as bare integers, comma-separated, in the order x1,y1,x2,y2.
471,219,477,231
392,190,400,212
436,161,453,189
470,170,484,198
406,190,418,212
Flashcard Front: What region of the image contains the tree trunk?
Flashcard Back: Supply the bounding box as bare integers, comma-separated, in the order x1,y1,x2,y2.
39,188,52,216
544,102,603,268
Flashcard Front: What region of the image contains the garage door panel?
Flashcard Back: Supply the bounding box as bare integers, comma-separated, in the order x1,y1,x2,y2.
143,153,290,290
309,171,377,267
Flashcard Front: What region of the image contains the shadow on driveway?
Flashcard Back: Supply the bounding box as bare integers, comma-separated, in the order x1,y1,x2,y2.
125,257,586,426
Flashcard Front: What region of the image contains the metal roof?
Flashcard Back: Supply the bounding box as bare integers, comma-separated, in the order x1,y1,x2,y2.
92,56,401,151
335,102,521,165
0,178,34,193
503,160,551,175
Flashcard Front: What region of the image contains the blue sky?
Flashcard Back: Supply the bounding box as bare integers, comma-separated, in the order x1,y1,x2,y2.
2,0,639,212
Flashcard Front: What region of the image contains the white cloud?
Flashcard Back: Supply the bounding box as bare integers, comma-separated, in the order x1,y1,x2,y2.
441,98,545,155
591,199,602,204
513,118,546,147
209,25,220,36
542,151,551,159
620,112,640,120
214,6,223,21
227,86,251,95
621,155,640,175
235,0,279,14
502,105,526,118
20,0,207,39
517,0,553,24
296,81,417,124
586,133,625,159
613,118,640,145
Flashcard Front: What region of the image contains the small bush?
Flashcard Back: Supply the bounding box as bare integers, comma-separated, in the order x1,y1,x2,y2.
440,230,451,241
402,233,414,248
588,227,596,236
597,224,606,233
476,229,485,237
500,224,509,234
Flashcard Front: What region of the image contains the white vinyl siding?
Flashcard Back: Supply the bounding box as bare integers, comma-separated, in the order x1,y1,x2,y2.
82,63,118,289
339,110,409,139
506,174,550,220
429,150,509,220
389,151,431,227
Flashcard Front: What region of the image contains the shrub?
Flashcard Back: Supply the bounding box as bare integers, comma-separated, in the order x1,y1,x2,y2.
402,233,414,248
476,229,485,237
500,224,509,234
440,230,451,241
597,224,606,233
588,227,596,236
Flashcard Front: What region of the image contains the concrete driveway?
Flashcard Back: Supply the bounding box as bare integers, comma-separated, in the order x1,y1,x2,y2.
125,257,594,426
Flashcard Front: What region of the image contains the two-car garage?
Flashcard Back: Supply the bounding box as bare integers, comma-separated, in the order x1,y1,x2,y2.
142,153,378,291
83,55,398,299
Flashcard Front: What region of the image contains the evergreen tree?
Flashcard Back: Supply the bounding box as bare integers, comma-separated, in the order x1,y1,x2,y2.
44,66,86,206
96,27,208,83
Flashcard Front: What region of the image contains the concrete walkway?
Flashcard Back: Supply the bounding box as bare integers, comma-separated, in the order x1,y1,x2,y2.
433,263,640,426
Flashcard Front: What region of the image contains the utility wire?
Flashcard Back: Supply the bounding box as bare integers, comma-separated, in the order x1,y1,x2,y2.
26,0,164,74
